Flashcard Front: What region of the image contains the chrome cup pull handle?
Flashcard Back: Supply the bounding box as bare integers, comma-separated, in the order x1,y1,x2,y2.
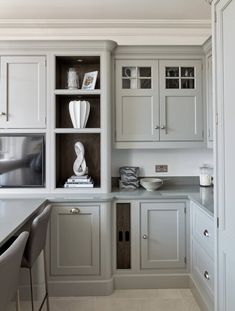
70,208,80,214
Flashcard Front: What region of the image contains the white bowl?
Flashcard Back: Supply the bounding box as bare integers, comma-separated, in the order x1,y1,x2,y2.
140,178,163,191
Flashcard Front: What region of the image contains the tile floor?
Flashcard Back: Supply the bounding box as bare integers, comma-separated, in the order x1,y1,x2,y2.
7,289,201,311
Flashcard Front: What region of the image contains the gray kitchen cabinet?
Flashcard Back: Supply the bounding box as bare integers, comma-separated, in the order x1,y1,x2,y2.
0,56,46,128
159,60,203,141
115,56,204,148
50,203,100,275
191,201,214,310
140,201,186,269
115,59,159,142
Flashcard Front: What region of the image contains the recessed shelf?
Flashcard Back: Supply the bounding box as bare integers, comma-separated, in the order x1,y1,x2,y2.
56,56,100,90
56,133,101,189
54,89,101,95
55,94,100,129
54,128,101,134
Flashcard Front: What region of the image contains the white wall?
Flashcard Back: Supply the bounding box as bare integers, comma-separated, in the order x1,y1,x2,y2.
112,149,213,177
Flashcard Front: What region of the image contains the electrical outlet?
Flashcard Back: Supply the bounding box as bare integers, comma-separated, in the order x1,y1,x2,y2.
155,165,168,173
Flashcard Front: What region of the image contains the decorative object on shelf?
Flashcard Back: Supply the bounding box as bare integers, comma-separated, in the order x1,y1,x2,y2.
64,174,94,188
119,166,139,189
82,71,98,90
67,67,79,89
124,67,139,89
140,178,163,191
199,164,213,187
73,142,87,176
69,100,90,128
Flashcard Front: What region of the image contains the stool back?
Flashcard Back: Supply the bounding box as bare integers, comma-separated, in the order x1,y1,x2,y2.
22,205,51,268
0,231,29,311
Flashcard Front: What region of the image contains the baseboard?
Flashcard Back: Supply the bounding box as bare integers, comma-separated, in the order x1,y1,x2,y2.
189,277,214,311
48,278,114,296
114,274,190,289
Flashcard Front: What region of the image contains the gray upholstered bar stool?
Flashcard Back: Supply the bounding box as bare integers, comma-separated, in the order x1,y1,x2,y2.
21,204,52,311
0,231,29,311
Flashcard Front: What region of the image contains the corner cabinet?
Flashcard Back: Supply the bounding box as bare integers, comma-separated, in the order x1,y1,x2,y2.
140,201,186,269
114,47,205,149
0,56,46,128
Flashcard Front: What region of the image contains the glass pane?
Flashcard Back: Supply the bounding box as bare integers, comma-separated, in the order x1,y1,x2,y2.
181,79,195,89
122,67,137,78
122,79,131,89
140,79,151,89
165,67,179,77
166,79,179,89
181,67,194,77
139,67,151,77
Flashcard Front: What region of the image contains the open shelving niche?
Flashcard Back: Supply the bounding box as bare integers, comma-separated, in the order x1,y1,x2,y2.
52,53,107,192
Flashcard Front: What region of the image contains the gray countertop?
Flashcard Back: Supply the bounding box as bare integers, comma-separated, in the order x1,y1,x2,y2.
0,198,45,247
0,186,214,246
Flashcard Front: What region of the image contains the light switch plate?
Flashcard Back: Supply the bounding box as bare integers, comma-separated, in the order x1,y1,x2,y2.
155,165,168,172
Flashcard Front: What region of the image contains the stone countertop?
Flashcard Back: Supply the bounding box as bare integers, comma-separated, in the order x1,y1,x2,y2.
0,198,46,247
111,185,214,215
0,186,214,217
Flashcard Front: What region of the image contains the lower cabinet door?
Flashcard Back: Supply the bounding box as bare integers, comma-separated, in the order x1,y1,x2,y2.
140,201,186,269
50,204,100,275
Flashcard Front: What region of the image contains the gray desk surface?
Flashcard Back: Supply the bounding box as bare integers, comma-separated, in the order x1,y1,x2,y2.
0,198,45,247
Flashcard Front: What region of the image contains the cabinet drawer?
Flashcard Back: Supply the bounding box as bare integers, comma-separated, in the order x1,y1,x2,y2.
192,239,214,297
192,202,214,259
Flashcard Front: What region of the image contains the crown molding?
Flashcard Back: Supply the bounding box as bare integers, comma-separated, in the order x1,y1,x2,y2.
0,19,212,45
0,19,211,29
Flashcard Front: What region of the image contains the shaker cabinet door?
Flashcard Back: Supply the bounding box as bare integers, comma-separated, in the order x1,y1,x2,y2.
159,60,203,141
140,201,186,269
115,60,159,142
50,204,100,275
0,56,46,128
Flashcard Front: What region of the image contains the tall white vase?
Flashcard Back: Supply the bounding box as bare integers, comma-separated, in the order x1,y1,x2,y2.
69,100,90,128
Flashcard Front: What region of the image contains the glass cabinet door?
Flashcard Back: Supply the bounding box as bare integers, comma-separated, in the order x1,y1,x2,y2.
122,66,152,89
165,66,195,89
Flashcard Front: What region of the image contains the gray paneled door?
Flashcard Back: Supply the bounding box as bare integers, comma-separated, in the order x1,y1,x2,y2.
115,59,159,141
0,56,46,128
50,204,100,275
140,201,186,269
215,0,235,309
159,60,203,141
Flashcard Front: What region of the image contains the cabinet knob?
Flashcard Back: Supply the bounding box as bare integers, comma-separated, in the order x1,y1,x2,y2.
160,125,166,129
143,234,148,239
203,229,209,237
155,126,160,130
0,112,6,116
70,208,80,214
204,271,210,280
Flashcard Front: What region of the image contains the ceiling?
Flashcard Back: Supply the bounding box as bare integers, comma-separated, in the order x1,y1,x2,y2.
0,0,211,20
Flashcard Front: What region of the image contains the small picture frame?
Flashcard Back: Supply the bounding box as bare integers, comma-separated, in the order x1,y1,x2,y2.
82,71,98,90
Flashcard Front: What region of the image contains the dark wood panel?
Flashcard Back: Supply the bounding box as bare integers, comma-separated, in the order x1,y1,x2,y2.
56,95,100,128
116,203,131,269
56,133,100,188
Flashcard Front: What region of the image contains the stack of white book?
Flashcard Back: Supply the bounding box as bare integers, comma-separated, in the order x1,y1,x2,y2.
64,175,94,188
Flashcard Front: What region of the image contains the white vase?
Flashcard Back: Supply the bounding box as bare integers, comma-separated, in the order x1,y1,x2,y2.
69,100,90,128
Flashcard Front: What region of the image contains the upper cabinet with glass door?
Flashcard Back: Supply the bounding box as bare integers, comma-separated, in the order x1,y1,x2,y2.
116,60,159,142
159,60,203,142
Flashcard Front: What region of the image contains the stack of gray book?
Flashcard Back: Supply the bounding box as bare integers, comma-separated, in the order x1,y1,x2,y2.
64,175,94,188
119,166,140,189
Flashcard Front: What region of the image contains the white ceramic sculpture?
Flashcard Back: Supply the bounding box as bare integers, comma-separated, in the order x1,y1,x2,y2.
73,142,87,176
69,100,90,128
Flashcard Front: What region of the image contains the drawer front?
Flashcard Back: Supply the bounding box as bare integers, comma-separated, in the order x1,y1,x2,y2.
192,202,214,259
192,239,214,297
